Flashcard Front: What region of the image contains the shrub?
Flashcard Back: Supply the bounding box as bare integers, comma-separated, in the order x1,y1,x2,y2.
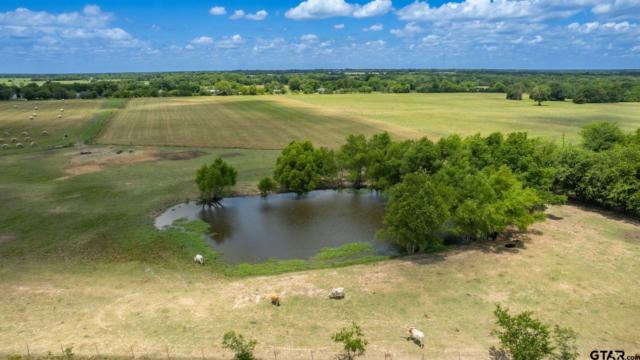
491,304,554,360
331,321,368,360
222,330,257,360
257,177,277,197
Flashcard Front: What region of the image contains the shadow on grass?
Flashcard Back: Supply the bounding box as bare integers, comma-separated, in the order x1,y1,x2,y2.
566,199,640,227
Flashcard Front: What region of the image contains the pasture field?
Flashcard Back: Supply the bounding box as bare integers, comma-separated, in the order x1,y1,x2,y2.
96,96,422,149
290,93,640,143
0,99,116,154
0,96,639,359
0,78,93,86
0,200,638,359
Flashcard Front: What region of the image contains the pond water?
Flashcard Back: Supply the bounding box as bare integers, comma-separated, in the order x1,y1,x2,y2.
155,190,395,264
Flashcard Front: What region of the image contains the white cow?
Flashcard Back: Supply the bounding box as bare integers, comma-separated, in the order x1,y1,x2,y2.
407,327,424,348
194,254,204,265
329,287,345,299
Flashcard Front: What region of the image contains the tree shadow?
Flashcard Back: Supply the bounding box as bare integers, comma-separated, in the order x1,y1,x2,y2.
566,199,640,227
546,213,563,221
488,346,511,360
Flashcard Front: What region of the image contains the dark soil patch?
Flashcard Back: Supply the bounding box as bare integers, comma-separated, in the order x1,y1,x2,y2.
623,231,640,241
219,152,244,158
156,150,206,161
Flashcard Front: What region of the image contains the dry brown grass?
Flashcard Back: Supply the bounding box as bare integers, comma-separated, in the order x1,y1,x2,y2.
1,204,638,359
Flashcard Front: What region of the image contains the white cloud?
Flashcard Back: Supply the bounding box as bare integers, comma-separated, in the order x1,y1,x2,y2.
363,23,383,31
285,0,391,20
365,39,386,47
229,9,267,20
229,10,246,20
209,6,226,16
150,24,160,31
592,0,640,20
396,0,601,23
632,45,640,51
217,34,244,48
0,5,114,28
353,0,393,18
190,36,214,45
185,44,195,50
421,34,438,42
253,37,286,52
568,21,635,34
301,34,318,42
390,22,424,37
334,23,345,29
245,10,268,21
528,35,543,44
0,5,146,49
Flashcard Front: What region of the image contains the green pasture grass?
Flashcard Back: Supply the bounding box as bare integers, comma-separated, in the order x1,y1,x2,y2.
0,99,118,155
289,92,640,143
96,96,421,149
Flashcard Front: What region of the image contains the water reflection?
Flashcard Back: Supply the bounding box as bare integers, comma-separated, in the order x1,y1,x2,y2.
155,190,393,264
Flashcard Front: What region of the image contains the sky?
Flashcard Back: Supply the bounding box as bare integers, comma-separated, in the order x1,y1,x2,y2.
0,0,639,73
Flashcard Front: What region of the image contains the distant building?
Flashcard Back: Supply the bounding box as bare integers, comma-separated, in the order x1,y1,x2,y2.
316,87,327,94
210,89,221,95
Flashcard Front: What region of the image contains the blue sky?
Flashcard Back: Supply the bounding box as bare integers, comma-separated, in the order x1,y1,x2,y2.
1,0,639,73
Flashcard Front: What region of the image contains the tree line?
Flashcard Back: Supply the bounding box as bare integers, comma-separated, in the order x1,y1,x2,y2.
197,122,638,255
2,69,640,102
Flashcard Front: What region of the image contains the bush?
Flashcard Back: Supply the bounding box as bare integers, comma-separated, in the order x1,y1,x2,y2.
331,322,368,360
257,177,277,197
580,122,625,152
491,304,555,360
222,330,258,360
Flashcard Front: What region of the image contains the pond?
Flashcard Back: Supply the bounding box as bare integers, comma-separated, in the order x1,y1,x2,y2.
155,190,396,264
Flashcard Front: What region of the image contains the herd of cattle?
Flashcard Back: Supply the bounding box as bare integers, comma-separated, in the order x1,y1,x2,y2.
193,253,425,348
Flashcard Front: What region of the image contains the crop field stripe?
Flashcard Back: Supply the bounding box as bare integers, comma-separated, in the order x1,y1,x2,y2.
96,96,423,149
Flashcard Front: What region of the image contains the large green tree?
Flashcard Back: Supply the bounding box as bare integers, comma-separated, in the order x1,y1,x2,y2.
380,172,450,254
339,134,369,188
530,85,551,106
273,140,328,195
195,158,237,207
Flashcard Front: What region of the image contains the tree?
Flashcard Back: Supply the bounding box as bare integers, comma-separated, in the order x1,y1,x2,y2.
491,304,555,360
530,85,551,106
549,82,571,101
580,122,625,152
257,177,277,197
331,322,368,360
339,134,369,188
380,172,450,254
273,140,325,195
195,158,237,207
506,83,524,100
222,331,257,360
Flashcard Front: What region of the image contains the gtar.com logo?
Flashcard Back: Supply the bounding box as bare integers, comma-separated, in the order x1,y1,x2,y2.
589,350,640,360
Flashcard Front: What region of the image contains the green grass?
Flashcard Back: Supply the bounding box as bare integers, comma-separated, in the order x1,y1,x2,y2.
0,99,105,154
289,93,640,143
0,96,639,358
0,146,279,264
96,96,420,149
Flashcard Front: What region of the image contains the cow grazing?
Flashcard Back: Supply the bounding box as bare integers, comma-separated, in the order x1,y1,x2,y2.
329,287,345,299
270,294,280,306
193,254,204,265
407,327,424,348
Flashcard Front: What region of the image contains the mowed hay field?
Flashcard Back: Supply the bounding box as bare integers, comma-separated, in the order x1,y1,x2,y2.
0,99,104,154
97,96,422,149
1,204,638,359
291,93,640,143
